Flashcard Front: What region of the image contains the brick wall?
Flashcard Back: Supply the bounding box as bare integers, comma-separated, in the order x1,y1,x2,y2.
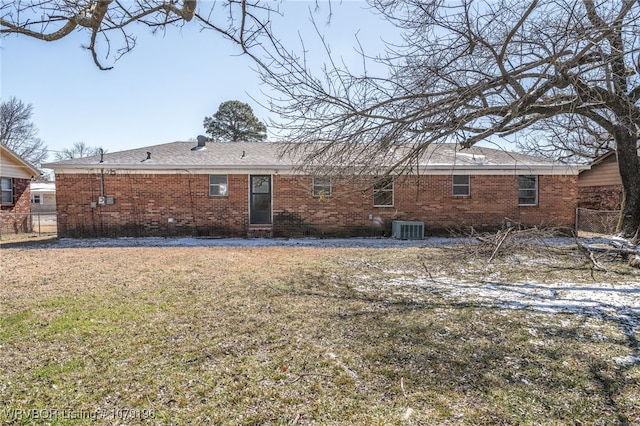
55,173,249,238
55,172,578,238
0,177,32,234
273,174,578,237
577,185,622,211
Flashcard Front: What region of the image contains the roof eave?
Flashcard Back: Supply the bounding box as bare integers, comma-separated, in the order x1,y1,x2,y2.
418,163,586,173
1,145,42,176
45,162,585,175
43,163,296,171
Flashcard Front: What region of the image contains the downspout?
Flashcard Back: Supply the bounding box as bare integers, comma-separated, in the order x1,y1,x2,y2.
99,149,105,236
99,148,105,199
100,170,105,199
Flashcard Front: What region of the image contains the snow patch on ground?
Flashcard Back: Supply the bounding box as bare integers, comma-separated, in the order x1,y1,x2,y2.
361,274,639,307
15,234,639,365
613,355,640,367
359,275,640,366
22,235,612,249
43,236,477,249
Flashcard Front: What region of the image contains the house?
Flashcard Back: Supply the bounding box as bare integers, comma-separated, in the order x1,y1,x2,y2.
43,141,584,238
0,144,41,235
577,151,623,211
30,181,57,214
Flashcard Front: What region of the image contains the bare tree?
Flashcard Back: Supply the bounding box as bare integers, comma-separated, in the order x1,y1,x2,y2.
0,96,47,165
53,141,104,160
5,1,640,237
516,116,615,163
253,0,640,238
0,0,278,70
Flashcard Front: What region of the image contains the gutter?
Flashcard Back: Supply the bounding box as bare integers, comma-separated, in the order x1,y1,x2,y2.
43,163,587,176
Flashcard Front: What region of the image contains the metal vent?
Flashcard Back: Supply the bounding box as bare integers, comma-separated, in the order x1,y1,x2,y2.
192,135,207,151
391,221,425,240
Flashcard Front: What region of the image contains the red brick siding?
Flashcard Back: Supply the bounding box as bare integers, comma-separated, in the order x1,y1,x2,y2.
0,178,32,234
55,172,578,238
55,173,249,238
577,185,622,211
273,174,578,237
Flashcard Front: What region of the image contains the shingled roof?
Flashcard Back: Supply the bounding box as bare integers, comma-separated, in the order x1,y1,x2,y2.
43,141,583,174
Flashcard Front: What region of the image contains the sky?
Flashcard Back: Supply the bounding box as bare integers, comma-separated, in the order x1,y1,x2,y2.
1,1,398,159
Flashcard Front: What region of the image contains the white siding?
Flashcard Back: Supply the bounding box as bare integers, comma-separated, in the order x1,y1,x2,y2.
0,151,36,178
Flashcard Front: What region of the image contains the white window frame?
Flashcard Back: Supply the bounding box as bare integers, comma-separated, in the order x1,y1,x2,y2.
518,175,538,206
312,177,332,198
373,177,394,207
31,194,43,204
209,175,229,197
452,175,470,196
1,177,13,205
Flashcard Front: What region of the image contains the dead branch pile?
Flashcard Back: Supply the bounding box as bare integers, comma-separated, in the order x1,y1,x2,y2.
452,226,567,263
450,224,640,269
579,239,640,269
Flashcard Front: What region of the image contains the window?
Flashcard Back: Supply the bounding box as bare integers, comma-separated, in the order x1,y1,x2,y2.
1,177,13,205
31,194,43,204
518,175,538,206
313,177,331,198
209,175,228,196
373,177,394,207
452,175,470,196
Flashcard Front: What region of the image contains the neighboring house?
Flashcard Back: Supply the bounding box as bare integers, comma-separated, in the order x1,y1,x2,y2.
43,141,584,238
577,151,623,211
30,181,57,214
0,144,41,234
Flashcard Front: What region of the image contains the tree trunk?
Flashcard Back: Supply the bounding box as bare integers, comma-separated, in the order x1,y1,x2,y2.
614,127,640,238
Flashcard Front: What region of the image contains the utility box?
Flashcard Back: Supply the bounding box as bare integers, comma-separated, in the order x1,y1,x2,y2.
98,196,115,205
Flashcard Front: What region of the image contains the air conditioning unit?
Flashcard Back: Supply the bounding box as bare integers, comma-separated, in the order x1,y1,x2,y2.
392,221,425,240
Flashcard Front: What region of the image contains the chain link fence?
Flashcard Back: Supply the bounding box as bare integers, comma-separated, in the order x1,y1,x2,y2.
575,207,620,235
0,212,57,238
31,212,57,235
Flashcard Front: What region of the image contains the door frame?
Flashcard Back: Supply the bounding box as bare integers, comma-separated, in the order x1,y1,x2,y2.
249,174,272,225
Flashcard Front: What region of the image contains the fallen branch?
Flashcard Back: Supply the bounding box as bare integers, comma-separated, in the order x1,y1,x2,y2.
452,224,565,262
488,227,513,264
580,239,639,258
577,238,640,271
577,242,608,271
584,245,639,256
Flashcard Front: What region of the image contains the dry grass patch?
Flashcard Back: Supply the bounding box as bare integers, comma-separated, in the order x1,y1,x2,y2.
0,243,638,425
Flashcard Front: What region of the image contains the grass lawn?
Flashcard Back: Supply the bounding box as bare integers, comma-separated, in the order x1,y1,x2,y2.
1,242,639,425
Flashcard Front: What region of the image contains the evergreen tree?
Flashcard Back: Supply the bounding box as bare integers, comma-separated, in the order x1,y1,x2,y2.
203,101,267,142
